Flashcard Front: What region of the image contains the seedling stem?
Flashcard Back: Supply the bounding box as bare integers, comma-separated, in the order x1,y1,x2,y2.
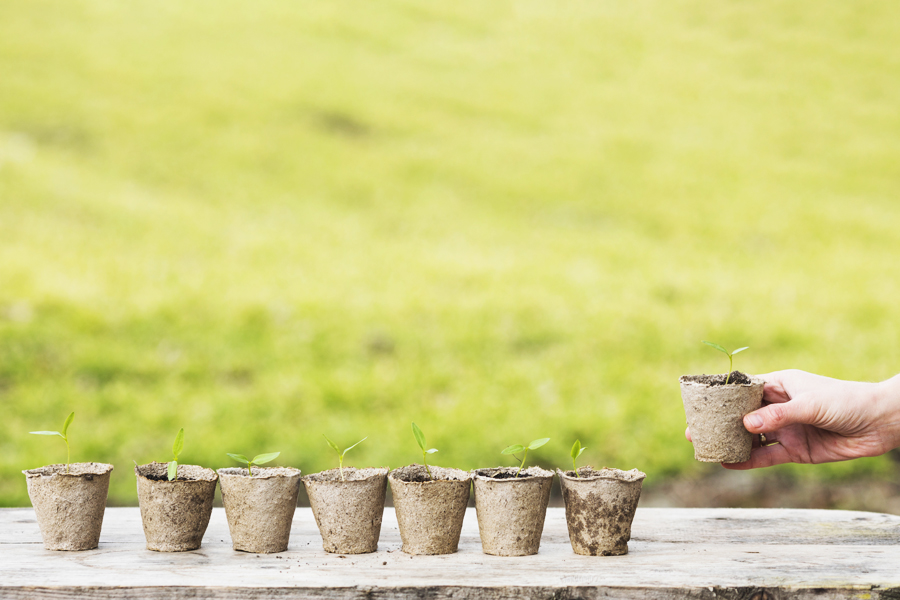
226,452,281,476
411,422,438,481
323,435,367,482
701,341,749,385
30,412,74,474
501,438,550,478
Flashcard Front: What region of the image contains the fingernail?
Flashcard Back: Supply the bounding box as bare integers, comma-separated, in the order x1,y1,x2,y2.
746,414,763,429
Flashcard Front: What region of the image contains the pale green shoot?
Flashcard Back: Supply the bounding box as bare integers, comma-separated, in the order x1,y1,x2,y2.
702,341,749,385
226,451,281,477
570,439,586,477
30,412,75,474
501,437,550,478
323,434,367,482
411,422,438,481
168,428,184,481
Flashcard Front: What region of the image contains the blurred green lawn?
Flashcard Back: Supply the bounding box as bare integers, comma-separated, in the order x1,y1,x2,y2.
2,1,899,506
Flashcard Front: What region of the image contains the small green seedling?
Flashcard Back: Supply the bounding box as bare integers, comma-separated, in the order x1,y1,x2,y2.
702,341,749,385
323,434,367,482
570,439,586,477
168,428,184,481
411,422,438,481
226,452,281,477
30,412,75,474
501,437,550,478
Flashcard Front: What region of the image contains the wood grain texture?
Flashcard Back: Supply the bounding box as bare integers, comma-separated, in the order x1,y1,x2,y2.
1,507,899,599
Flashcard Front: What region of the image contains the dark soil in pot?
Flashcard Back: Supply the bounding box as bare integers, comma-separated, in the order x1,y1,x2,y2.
135,462,218,552
388,464,472,555
218,467,302,554
23,462,114,551
557,466,646,556
680,372,764,463
473,466,553,556
302,467,388,554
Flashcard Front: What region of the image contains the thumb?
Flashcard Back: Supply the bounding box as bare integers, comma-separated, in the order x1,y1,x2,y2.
743,396,823,433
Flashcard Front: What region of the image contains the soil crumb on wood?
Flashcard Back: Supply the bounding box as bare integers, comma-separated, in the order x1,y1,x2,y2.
681,371,752,386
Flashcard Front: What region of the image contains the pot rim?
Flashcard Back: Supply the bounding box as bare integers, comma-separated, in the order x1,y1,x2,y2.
135,461,218,483
301,466,389,484
23,462,114,478
680,374,764,387
473,466,554,481
556,466,646,483
217,466,302,479
388,464,473,484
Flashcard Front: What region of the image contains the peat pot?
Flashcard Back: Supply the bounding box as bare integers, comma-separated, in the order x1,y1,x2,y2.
473,466,553,556
557,467,646,556
302,467,388,554
680,372,765,463
217,467,302,553
135,462,218,552
388,464,472,555
23,462,114,551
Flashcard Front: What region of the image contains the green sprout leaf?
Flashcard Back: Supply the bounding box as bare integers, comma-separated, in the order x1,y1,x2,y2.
411,422,427,452
344,437,367,454
228,451,280,476
168,428,184,481
227,453,251,465
62,412,74,437
701,340,728,354
411,423,438,480
251,452,280,465
172,428,184,459
702,341,750,385
322,434,340,454
30,411,74,473
324,435,367,481
570,440,586,477
502,438,550,477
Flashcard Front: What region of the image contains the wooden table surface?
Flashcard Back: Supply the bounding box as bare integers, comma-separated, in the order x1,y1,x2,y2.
1,507,899,599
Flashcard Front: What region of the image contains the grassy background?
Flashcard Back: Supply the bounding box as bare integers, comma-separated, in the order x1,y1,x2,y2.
2,0,899,506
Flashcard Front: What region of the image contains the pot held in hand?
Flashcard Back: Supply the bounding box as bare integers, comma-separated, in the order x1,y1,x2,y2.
135,462,218,552
389,464,472,555
473,466,553,556
302,467,388,554
218,466,302,554
23,462,114,551
557,466,646,556
680,372,764,463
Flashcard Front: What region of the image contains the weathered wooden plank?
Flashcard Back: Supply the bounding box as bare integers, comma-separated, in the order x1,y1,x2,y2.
1,507,898,599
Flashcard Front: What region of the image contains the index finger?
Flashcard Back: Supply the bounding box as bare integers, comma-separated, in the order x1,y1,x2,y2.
755,372,792,404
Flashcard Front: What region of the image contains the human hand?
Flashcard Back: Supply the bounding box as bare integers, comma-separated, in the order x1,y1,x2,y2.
684,369,900,469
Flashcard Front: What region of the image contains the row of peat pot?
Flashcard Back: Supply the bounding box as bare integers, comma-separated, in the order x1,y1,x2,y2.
22,462,646,557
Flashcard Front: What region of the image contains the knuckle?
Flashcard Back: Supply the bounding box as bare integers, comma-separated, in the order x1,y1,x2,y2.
766,403,790,427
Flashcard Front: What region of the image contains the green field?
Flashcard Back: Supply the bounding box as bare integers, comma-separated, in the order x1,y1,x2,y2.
2,1,899,506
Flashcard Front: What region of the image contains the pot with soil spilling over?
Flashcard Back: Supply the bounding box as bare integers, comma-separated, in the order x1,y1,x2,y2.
23,462,114,551
302,467,389,554
473,466,554,556
135,462,218,552
557,467,646,556
681,371,764,463
218,465,302,554
389,464,472,555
